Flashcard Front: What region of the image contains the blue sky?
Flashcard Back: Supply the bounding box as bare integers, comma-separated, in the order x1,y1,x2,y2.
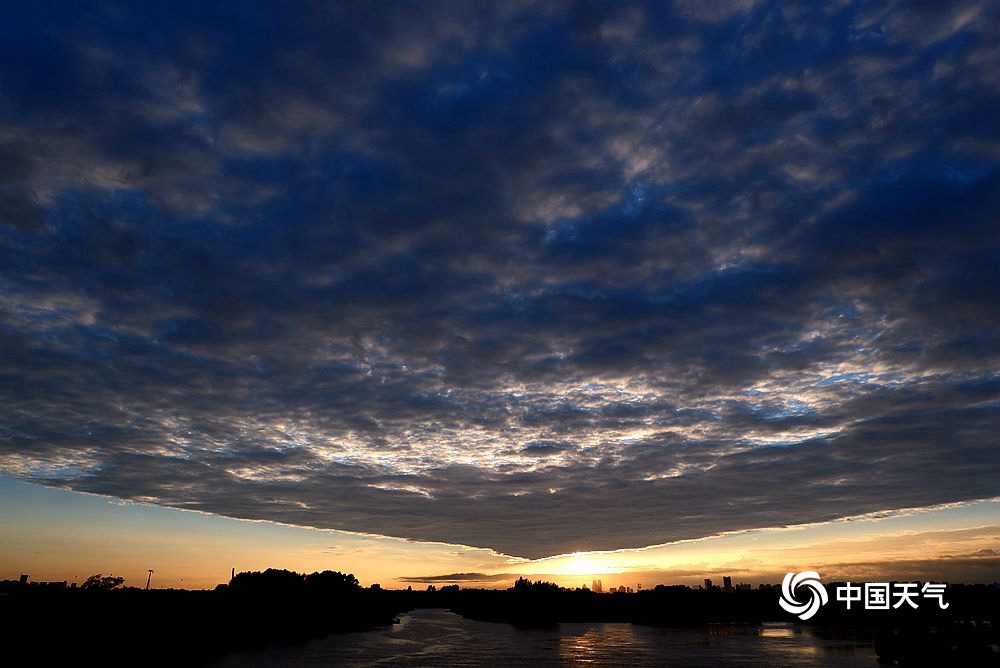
1,1,998,584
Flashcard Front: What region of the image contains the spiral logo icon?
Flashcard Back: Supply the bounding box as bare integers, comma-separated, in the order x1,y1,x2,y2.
779,571,828,620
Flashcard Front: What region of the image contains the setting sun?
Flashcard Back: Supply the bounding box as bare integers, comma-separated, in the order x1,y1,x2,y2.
547,552,617,577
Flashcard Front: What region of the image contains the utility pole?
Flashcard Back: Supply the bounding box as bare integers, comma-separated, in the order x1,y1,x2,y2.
146,569,154,591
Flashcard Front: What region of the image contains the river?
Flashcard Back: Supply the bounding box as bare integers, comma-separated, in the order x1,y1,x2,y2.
209,607,878,666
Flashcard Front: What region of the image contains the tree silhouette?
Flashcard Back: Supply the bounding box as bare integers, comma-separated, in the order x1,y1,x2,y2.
80,574,125,591
512,577,561,592
304,570,360,593
229,568,304,594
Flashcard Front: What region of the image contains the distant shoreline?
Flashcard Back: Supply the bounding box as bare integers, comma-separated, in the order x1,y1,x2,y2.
2,575,997,666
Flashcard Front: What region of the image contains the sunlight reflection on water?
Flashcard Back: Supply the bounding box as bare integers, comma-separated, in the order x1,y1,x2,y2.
210,608,877,667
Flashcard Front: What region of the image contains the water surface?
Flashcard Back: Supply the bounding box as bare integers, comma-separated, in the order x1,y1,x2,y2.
210,608,878,666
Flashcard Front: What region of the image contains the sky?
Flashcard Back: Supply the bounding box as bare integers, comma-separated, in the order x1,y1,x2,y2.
1,1,998,590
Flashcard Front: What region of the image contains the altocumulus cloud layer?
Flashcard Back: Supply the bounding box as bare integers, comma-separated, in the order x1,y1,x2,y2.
1,1,997,559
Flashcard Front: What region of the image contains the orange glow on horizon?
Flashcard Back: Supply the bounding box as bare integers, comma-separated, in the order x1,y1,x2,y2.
3,477,999,590
553,553,620,577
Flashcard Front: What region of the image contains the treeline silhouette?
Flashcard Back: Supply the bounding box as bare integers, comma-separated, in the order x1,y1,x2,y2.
0,569,401,667
229,567,360,595
2,572,997,665
438,580,786,628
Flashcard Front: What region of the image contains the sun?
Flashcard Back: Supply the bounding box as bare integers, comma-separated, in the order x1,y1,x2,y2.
560,552,612,576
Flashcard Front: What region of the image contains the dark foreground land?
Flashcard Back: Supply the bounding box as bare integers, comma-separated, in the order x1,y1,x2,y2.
2,572,997,666
0,571,402,666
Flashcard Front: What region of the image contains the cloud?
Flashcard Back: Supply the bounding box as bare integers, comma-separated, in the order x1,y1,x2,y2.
398,572,516,584
559,555,1000,588
1,1,998,560
816,556,1000,585
941,548,1000,559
